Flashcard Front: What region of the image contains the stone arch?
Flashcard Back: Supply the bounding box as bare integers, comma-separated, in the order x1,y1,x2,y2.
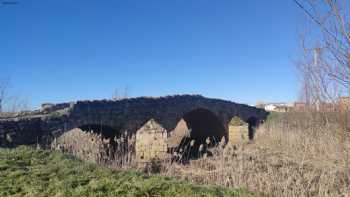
169,108,227,161
51,123,127,162
0,95,270,147
78,124,120,139
182,108,227,145
246,116,259,140
75,123,125,154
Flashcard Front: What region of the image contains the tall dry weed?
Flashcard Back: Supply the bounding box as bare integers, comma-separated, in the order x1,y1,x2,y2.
51,111,350,197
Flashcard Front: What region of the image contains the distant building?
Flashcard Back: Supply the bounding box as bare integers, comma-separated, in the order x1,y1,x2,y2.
256,97,350,112
255,101,266,109
258,103,291,112
337,96,350,111
264,104,277,111
293,102,307,111
255,101,309,112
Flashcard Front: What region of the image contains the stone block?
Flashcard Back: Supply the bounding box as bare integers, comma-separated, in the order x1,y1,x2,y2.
135,119,168,162
228,116,248,144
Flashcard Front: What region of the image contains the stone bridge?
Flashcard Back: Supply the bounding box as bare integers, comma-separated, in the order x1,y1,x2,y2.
0,95,268,147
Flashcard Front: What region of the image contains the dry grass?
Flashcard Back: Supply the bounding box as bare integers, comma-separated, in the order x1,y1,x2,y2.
165,112,350,197
51,128,136,170
51,111,350,197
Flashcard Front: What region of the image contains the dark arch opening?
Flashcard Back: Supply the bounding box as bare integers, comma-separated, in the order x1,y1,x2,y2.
78,124,120,139
183,108,227,145
174,108,227,162
77,124,127,160
247,117,259,140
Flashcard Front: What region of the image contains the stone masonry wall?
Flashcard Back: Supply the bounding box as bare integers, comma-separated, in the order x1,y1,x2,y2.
135,119,168,162
0,95,269,147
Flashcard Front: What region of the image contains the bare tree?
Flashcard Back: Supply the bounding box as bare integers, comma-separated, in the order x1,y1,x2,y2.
112,85,130,101
0,78,29,113
0,78,9,113
112,88,119,101
295,0,350,104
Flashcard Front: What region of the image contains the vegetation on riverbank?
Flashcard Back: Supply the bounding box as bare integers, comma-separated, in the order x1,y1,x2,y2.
0,146,263,197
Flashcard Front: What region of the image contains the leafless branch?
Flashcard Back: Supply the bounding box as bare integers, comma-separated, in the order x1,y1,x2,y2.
295,0,350,105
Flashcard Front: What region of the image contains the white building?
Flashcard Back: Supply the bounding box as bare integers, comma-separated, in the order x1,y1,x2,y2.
263,103,290,112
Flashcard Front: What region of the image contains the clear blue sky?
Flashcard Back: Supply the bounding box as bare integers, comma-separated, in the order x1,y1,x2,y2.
0,0,303,109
